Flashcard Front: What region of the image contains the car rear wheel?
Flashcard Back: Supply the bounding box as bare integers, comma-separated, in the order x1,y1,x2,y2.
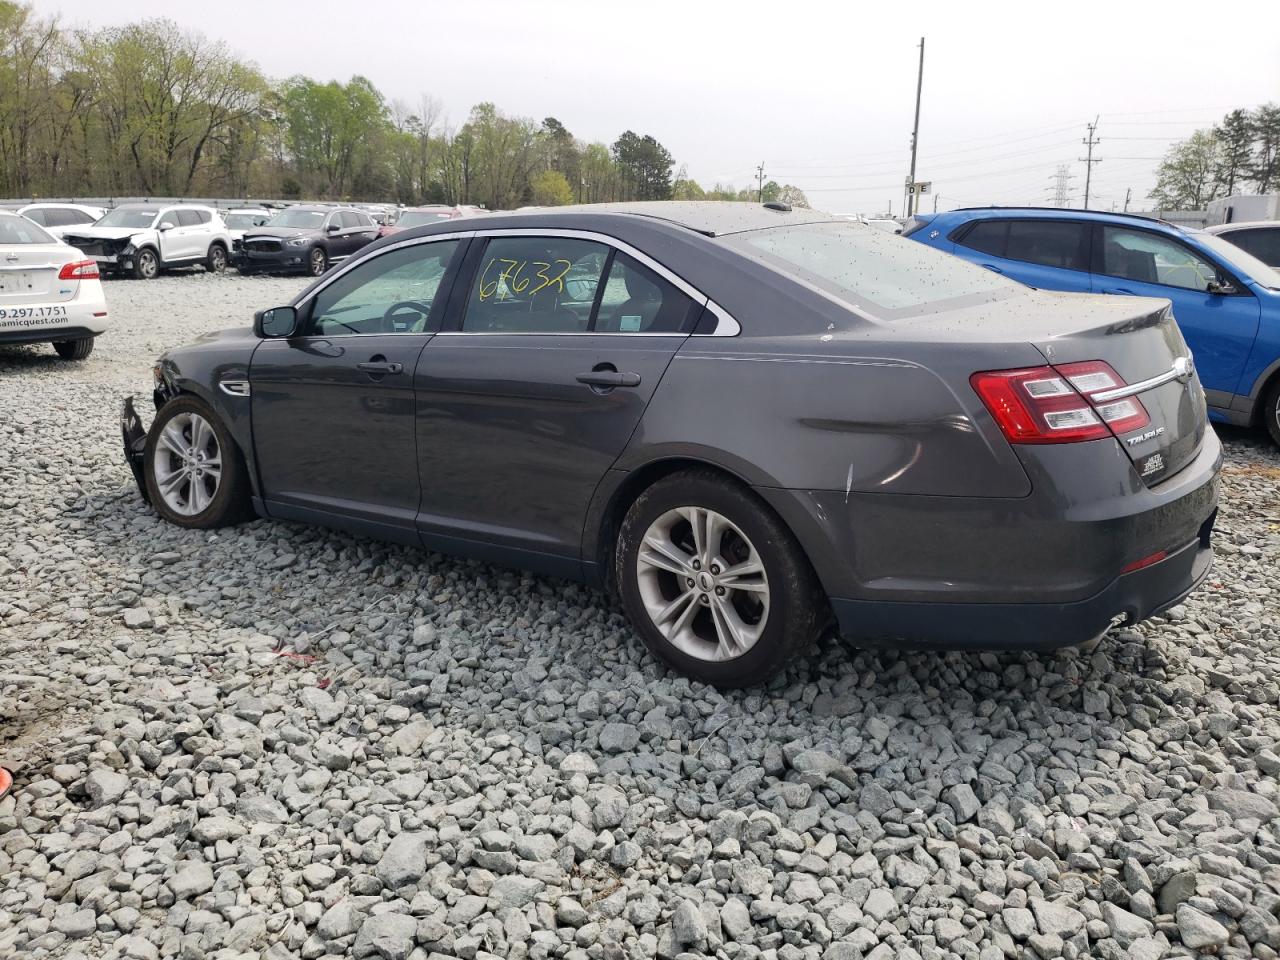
132,248,159,280
616,469,822,688
144,395,252,529
308,248,327,276
52,338,94,361
205,243,227,273
1264,378,1280,448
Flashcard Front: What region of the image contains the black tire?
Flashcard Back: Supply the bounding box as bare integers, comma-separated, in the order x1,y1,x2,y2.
1263,378,1280,448
131,247,159,280
205,243,228,273
308,247,327,276
143,394,253,529
52,338,94,361
615,468,823,688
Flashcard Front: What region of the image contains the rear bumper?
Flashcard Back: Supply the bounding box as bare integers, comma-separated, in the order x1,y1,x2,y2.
829,516,1214,650
0,299,108,344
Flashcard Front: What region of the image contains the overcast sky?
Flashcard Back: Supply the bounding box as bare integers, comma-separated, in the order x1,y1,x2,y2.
47,0,1280,216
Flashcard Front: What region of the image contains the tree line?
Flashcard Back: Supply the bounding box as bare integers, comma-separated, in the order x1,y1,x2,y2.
1150,104,1280,209
0,3,810,210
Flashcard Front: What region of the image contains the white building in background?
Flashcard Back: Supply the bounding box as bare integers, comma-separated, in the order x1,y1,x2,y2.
1206,194,1280,226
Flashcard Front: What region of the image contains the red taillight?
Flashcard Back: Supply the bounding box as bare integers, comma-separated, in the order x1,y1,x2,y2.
971,360,1150,444
58,259,99,281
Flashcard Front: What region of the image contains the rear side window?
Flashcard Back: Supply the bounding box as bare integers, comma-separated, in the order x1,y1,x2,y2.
1005,221,1087,271
595,252,697,333
734,220,1016,316
23,209,49,226
956,220,1008,256
462,237,609,333
175,210,202,227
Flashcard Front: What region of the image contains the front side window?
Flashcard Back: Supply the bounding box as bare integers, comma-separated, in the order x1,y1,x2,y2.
306,240,461,336
462,237,609,333
0,215,54,244
1101,227,1218,291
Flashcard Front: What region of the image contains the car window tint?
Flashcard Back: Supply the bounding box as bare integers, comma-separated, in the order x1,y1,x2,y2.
1232,228,1280,267
957,220,1008,257
195,210,212,224
50,209,86,226
1101,227,1217,291
175,210,201,227
594,252,697,333
340,212,360,229
462,237,609,333
1005,220,1087,271
23,209,49,226
307,240,461,336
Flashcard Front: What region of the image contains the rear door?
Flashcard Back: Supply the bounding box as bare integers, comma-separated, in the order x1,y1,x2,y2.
414,232,703,568
952,218,1093,292
1091,224,1261,401
250,236,467,541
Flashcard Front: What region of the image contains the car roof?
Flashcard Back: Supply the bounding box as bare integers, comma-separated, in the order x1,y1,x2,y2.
531,201,835,237
1204,221,1276,234
941,206,1190,234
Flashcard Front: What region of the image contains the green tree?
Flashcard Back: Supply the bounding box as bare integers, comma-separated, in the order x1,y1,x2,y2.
0,1,60,196
282,75,390,198
777,184,811,208
1151,130,1221,209
530,169,573,205
1250,103,1280,193
612,131,673,200
541,116,581,197
579,142,617,203
1214,109,1254,196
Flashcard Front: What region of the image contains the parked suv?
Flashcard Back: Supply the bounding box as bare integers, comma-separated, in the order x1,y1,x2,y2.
18,203,106,240
233,206,378,276
62,204,231,279
1206,221,1280,268
907,207,1280,446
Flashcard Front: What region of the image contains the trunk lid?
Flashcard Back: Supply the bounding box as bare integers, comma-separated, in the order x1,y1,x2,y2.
1026,292,1204,485
0,243,78,304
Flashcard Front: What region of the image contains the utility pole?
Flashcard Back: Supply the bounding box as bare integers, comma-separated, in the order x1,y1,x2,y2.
906,36,925,216
1123,187,1132,212
1080,116,1101,209
756,162,766,202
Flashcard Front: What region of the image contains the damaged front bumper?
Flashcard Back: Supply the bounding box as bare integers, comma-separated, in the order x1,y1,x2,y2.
121,396,150,503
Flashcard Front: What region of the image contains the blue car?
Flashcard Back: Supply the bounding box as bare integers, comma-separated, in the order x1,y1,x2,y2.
905,207,1280,445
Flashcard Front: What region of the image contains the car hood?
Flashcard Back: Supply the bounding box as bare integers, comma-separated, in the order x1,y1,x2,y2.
243,227,319,241
62,226,148,241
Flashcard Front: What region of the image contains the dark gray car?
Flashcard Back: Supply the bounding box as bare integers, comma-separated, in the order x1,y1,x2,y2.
121,202,1221,688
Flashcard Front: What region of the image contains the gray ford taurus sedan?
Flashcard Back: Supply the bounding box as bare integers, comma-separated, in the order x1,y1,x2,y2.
121,202,1221,687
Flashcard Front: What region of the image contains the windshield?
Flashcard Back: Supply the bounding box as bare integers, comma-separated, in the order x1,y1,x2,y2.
224,213,267,229
1195,231,1280,290
396,210,454,228
266,210,326,229
731,220,1019,317
0,215,55,244
96,208,158,229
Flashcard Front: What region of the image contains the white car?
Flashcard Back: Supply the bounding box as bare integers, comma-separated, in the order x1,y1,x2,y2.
0,212,107,360
18,203,107,240
221,207,274,246
61,203,232,280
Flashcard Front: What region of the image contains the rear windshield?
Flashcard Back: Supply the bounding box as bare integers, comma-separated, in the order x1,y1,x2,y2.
0,215,54,244
730,220,1019,317
397,210,454,228
97,208,159,229
224,212,269,229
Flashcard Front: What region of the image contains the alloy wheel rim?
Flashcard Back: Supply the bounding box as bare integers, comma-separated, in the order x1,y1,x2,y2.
212,248,225,270
152,412,222,516
310,250,324,274
140,252,156,277
635,506,770,662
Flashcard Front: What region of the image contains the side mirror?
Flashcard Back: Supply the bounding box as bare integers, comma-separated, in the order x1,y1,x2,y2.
326,223,340,233
158,221,175,231
1207,278,1238,295
255,305,298,339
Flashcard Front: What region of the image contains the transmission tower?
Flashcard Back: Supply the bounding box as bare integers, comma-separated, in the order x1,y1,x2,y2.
1048,165,1075,207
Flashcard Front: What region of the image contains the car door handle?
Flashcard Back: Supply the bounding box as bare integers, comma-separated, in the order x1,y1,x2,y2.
356,360,403,374
982,264,1004,274
576,370,641,388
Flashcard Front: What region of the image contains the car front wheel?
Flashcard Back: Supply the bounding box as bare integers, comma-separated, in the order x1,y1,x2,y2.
308,247,327,276
143,395,252,529
132,248,159,280
615,469,822,688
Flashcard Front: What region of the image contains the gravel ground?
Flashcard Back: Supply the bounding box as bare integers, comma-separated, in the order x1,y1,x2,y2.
2,272,1280,960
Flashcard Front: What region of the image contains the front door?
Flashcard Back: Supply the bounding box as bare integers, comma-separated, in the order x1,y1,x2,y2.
250,237,465,542
414,234,702,571
1092,224,1261,402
